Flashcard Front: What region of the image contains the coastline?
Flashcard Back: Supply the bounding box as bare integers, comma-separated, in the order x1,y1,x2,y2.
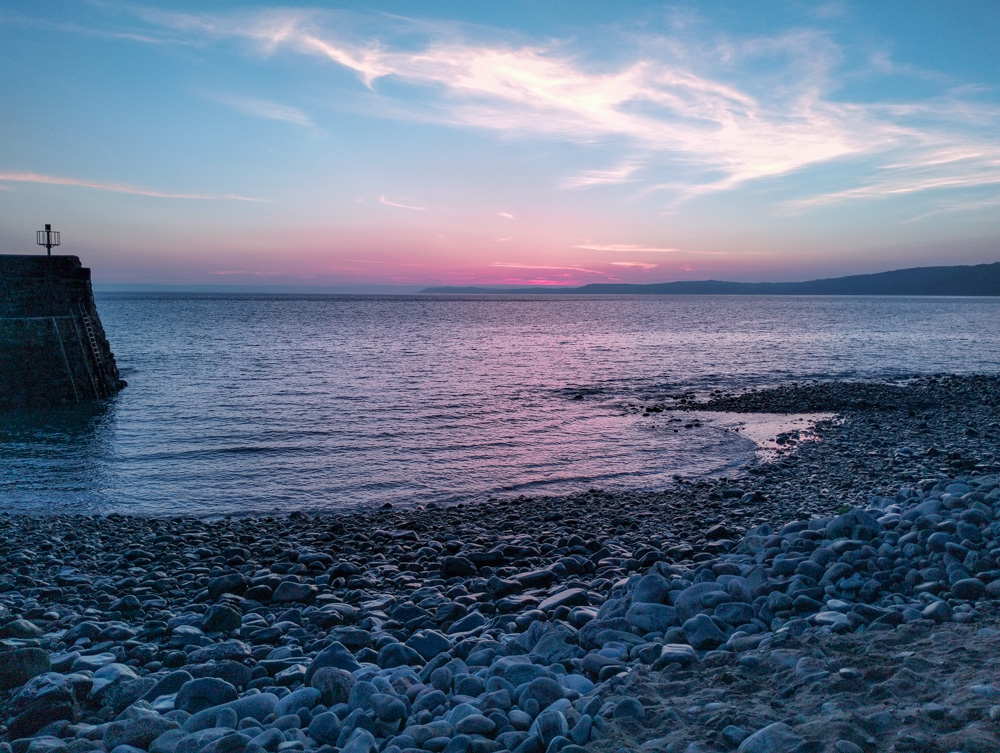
2,374,1000,752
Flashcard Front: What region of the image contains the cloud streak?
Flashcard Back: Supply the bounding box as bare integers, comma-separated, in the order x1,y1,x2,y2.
560,163,640,190
380,195,426,211
0,171,263,201
574,242,689,254
131,7,1000,213
210,93,319,131
610,262,658,270
491,262,603,275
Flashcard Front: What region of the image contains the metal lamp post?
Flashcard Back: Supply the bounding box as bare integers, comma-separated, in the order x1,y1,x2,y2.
36,223,61,256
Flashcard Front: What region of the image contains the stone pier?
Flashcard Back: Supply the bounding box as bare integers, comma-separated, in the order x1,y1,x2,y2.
0,255,125,407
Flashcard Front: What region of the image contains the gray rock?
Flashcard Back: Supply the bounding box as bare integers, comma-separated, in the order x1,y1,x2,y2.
0,647,50,690
311,666,356,705
613,698,645,722
305,642,361,683
150,729,188,753
811,612,851,630
275,686,321,716
0,619,43,638
308,711,343,745
631,574,671,605
406,630,452,661
200,605,242,634
922,601,951,623
530,709,569,746
328,627,371,651
519,677,564,710
348,679,378,712
5,672,77,737
105,716,181,750
530,632,584,664
455,714,497,737
110,595,142,612
71,652,118,672
569,715,592,746
271,581,318,604
186,641,252,664
490,656,554,686
248,729,284,750
682,614,727,650
441,556,478,578
199,660,251,689
654,644,698,668
723,726,748,746
175,677,239,714
372,693,407,723
24,738,67,753
626,603,678,633
91,664,155,714
142,670,193,702
538,588,590,612
952,578,986,600
448,611,487,634
737,722,803,753
174,728,233,753
378,642,423,668
715,602,755,626
208,573,248,600
674,583,724,622
341,728,377,753
183,693,278,732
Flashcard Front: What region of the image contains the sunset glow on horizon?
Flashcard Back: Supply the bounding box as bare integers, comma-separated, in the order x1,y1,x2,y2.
1,1,998,288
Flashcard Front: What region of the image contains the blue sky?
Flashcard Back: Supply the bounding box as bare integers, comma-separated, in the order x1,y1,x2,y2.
1,1,998,286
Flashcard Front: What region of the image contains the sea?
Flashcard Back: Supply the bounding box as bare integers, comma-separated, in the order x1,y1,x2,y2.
2,294,999,517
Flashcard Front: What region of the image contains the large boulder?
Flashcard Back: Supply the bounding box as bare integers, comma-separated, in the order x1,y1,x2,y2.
626,603,678,634
271,581,318,604
0,647,51,690
305,642,360,683
6,673,79,738
175,677,239,714
631,574,671,605
104,715,181,750
208,573,248,600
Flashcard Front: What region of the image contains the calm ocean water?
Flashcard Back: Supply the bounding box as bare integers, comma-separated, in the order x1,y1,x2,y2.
2,294,999,516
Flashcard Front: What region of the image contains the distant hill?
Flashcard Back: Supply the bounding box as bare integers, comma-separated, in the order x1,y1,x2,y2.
421,263,1000,296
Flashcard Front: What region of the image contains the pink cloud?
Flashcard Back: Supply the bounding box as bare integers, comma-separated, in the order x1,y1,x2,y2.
380,195,427,211
0,171,263,201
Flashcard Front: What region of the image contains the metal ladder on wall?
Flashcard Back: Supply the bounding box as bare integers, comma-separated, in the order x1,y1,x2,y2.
77,305,110,398
81,313,104,367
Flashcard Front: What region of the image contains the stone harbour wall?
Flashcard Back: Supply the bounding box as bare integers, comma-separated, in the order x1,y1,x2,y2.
0,255,125,407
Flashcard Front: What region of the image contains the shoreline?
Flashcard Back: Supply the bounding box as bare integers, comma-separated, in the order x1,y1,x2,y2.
2,374,1000,752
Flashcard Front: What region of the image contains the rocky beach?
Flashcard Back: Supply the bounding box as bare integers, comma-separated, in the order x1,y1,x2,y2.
2,374,1000,753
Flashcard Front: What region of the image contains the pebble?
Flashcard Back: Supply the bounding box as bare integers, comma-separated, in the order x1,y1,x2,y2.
1,376,999,753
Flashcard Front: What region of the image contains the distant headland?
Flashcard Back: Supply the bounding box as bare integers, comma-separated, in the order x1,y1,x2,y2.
421,262,1000,296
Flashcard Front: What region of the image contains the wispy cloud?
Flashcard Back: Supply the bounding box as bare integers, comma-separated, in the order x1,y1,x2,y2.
497,211,516,220
0,171,263,201
560,163,640,189
491,262,603,275
134,7,1000,213
211,270,277,276
902,195,1000,224
209,93,319,131
782,147,1000,212
380,195,426,211
610,262,658,270
574,242,688,254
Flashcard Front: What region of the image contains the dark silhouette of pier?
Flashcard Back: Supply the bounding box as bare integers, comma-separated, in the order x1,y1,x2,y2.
1,254,125,407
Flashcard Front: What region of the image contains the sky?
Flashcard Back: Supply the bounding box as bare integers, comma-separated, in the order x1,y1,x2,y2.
1,1,999,288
